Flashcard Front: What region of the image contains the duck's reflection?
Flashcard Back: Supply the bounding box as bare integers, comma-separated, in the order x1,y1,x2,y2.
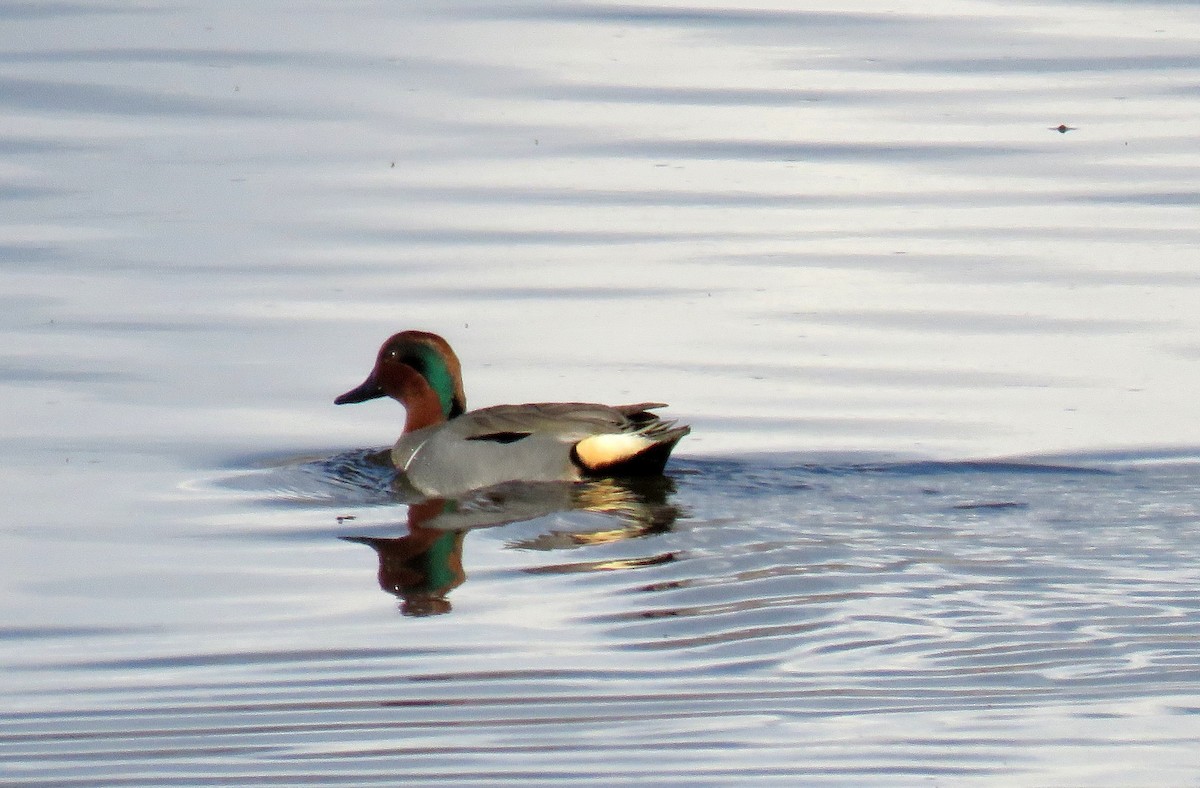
343,475,680,616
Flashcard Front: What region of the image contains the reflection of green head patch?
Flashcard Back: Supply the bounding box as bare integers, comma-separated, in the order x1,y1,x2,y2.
421,531,459,592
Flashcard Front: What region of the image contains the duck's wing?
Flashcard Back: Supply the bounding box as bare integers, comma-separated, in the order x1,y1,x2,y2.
455,402,690,475
451,402,638,442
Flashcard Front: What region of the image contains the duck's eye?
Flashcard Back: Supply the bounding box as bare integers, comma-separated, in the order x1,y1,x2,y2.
384,349,426,373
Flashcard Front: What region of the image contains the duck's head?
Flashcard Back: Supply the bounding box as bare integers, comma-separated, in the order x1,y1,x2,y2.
335,330,467,431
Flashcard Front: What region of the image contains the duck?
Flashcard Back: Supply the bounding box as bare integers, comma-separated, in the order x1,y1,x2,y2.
335,330,690,497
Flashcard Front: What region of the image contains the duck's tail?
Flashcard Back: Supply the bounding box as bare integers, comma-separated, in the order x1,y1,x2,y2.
573,409,690,476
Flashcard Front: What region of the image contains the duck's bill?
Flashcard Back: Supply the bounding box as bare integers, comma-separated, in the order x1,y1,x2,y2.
335,374,385,404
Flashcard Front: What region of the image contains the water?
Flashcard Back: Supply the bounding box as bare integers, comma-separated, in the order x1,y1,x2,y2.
4,1,1200,784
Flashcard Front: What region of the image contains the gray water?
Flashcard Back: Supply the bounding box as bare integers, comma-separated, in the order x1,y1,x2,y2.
4,2,1200,785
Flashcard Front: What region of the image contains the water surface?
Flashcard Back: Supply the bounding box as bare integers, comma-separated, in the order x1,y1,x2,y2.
3,1,1200,784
